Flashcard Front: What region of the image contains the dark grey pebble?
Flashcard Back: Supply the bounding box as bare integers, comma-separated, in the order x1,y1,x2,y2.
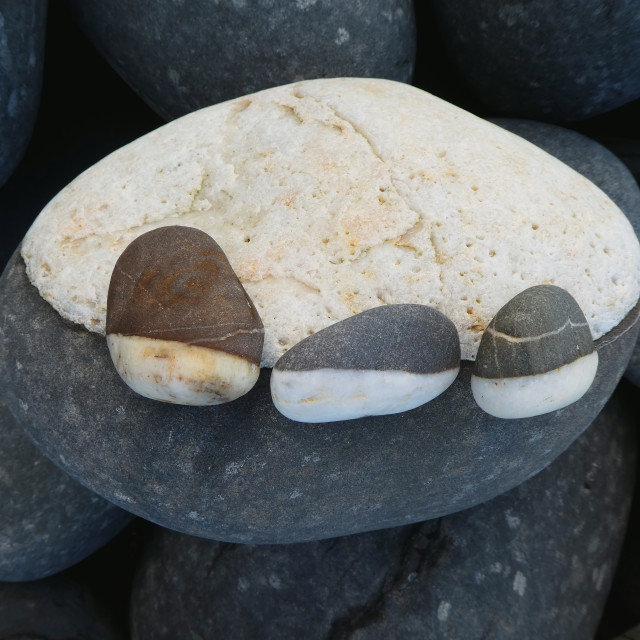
129,386,636,639
66,0,416,120
0,397,132,581
431,1,640,122
0,1,47,187
271,305,460,422
491,119,640,388
471,286,597,419
1,249,637,543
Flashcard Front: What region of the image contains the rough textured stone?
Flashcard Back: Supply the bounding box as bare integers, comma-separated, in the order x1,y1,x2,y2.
271,305,459,422
130,387,636,639
20,79,640,367
0,1,47,187
0,397,132,582
431,1,640,122
1,251,637,543
107,226,264,405
66,0,416,120
491,119,640,389
0,575,124,639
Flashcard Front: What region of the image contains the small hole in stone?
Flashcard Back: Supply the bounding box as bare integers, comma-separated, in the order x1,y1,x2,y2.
489,250,496,257
531,224,539,231
466,308,473,315
244,237,251,243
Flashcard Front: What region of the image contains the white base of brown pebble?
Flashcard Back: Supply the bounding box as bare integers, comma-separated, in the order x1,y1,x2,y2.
107,334,259,405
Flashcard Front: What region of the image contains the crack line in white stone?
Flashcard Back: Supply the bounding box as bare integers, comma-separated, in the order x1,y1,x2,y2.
300,92,445,298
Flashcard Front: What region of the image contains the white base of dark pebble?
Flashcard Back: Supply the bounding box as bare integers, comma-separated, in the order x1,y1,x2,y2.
271,366,459,423
471,351,599,419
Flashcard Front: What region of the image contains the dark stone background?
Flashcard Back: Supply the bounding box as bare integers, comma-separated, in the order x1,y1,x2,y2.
1,1,639,637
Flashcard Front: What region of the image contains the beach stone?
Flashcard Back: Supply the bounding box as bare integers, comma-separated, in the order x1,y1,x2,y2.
472,285,597,419
431,1,640,122
491,119,640,389
66,0,416,120
20,79,640,367
271,305,459,422
0,575,124,639
0,1,47,187
1,249,637,543
0,397,132,582
5,80,640,542
130,386,636,639
106,226,264,405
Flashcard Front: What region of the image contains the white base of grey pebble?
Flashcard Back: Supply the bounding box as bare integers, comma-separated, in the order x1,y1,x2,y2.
471,351,599,419
270,367,460,423
107,334,259,405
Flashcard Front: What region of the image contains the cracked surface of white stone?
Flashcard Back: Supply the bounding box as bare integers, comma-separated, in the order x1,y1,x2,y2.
21,78,640,366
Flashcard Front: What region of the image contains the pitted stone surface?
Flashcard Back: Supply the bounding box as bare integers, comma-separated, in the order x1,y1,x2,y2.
130,388,636,639
20,79,640,366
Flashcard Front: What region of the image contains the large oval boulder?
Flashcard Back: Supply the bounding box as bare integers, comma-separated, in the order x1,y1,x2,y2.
2,79,639,543
66,0,416,120
130,386,636,639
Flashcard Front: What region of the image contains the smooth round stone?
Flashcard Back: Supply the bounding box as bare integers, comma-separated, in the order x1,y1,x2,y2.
271,305,460,423
1,251,638,543
491,118,640,389
431,1,640,122
130,387,636,639
0,1,47,187
66,0,416,120
0,397,132,582
472,285,597,419
106,226,264,405
0,575,124,639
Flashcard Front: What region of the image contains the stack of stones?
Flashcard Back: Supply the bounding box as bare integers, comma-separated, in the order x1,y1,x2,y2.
1,2,640,638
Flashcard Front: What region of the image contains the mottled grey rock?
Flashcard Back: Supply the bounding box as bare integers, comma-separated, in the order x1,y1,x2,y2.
0,1,47,187
431,1,640,122
0,397,132,582
491,119,640,388
0,575,123,639
1,249,637,543
66,0,416,120
271,305,460,422
130,387,636,639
